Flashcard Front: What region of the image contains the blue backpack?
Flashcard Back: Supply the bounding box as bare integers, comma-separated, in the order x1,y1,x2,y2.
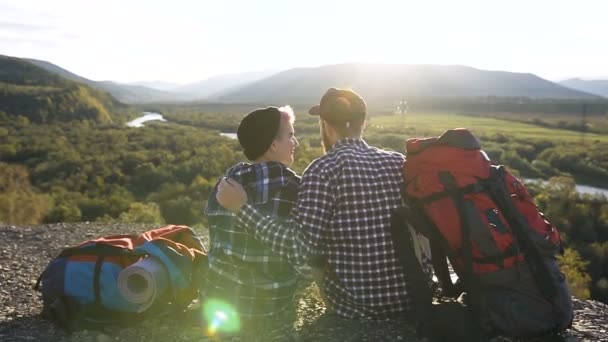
34,225,207,332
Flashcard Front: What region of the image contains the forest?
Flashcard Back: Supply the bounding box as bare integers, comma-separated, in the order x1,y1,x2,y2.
0,101,607,304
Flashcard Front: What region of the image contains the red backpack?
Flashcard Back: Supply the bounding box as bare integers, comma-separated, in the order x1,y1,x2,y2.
404,128,562,277
390,128,571,340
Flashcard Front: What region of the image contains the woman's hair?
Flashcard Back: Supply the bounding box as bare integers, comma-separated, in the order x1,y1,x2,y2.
278,105,295,124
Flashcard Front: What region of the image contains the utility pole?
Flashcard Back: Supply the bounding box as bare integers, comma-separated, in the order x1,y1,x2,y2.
581,103,587,144
397,99,408,128
397,99,408,116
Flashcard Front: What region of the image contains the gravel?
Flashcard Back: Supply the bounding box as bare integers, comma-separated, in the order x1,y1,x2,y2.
1,223,607,342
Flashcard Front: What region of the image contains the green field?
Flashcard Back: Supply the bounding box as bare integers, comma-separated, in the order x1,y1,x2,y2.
365,111,608,143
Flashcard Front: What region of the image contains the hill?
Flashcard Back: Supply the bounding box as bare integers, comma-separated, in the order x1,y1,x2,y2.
173,70,277,100
25,57,188,104
129,80,181,91
560,78,608,98
26,57,274,103
219,64,599,104
0,55,125,123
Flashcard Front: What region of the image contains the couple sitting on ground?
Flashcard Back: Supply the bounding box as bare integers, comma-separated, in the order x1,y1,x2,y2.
204,88,573,340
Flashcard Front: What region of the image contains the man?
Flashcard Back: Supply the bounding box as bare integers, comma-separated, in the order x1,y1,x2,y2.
216,88,423,320
204,106,302,331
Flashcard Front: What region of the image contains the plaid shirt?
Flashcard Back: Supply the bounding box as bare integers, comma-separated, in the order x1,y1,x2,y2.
205,161,300,317
237,138,414,319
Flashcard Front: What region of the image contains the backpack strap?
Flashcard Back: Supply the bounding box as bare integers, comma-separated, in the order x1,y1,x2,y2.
93,256,104,306
59,244,140,306
404,198,460,291
418,182,485,205
486,166,558,302
438,171,483,341
468,243,519,265
34,274,43,291
389,204,434,337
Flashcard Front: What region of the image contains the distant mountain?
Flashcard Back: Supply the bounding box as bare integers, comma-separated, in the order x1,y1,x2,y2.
25,58,276,102
0,55,125,123
15,59,600,105
174,70,277,99
24,58,92,85
219,64,599,104
559,78,608,98
94,80,191,103
128,80,181,91
25,58,187,103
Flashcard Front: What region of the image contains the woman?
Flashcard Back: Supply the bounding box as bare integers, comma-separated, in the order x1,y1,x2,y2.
203,106,303,337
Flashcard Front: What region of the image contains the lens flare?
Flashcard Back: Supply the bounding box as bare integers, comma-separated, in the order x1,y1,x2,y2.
203,298,240,335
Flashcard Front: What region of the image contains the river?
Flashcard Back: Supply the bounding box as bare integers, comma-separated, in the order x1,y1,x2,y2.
127,113,239,141
524,179,608,197
126,112,167,127
220,133,237,140
574,184,608,197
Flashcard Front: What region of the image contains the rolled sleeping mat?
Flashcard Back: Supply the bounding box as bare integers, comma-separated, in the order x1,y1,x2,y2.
117,256,169,313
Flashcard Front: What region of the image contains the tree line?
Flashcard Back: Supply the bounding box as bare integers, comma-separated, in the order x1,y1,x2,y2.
0,109,606,303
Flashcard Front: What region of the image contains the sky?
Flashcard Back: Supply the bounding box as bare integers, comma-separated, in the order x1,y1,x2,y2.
1,0,607,84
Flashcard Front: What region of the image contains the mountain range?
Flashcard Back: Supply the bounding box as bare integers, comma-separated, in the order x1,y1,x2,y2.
218,64,600,104
172,70,277,99
24,58,192,103
559,78,608,98
25,58,276,103
2,54,606,108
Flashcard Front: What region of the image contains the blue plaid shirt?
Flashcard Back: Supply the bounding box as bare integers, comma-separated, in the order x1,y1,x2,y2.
205,161,301,317
237,138,414,319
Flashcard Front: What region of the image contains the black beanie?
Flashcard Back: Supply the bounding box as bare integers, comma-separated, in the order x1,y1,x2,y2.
237,107,282,161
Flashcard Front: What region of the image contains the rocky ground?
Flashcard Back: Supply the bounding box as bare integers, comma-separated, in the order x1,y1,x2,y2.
1,223,607,342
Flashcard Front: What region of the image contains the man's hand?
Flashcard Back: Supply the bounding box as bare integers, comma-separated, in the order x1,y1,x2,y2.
216,177,248,213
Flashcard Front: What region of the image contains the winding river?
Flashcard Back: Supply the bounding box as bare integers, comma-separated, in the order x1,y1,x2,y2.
126,112,166,127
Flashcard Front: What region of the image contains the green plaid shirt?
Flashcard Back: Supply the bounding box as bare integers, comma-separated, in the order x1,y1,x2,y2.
204,161,301,317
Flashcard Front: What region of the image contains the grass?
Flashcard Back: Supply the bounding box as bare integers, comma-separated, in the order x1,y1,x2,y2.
153,101,608,142
366,111,608,143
